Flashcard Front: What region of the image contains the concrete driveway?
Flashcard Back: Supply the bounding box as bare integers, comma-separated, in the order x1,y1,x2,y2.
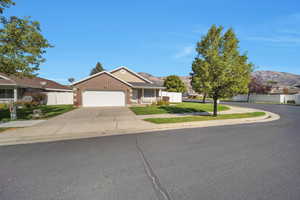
0,107,155,141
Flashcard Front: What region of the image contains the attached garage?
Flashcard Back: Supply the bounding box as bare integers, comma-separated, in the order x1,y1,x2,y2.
82,91,125,107
72,71,132,107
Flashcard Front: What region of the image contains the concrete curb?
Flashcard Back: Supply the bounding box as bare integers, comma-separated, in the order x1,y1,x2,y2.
0,120,46,128
0,109,280,146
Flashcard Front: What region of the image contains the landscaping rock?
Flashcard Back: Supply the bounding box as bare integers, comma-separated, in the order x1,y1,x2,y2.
32,109,43,119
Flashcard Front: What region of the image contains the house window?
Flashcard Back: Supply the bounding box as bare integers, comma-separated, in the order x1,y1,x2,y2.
144,89,155,98
0,89,14,98
132,89,138,100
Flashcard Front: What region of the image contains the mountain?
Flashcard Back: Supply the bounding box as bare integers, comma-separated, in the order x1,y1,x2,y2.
138,72,193,94
139,70,300,94
252,71,300,87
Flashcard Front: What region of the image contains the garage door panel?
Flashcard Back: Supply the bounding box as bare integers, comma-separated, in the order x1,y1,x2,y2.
83,91,125,107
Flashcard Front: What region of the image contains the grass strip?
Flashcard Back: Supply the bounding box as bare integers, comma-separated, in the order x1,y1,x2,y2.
130,102,230,115
144,112,265,124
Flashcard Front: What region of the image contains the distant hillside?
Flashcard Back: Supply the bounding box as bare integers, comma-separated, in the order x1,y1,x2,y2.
252,71,300,87
138,72,193,94
139,70,300,94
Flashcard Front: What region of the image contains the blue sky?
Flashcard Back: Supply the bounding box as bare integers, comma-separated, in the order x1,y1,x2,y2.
5,0,300,84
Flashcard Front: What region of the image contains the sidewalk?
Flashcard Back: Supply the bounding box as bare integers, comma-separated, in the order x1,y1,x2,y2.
0,120,46,128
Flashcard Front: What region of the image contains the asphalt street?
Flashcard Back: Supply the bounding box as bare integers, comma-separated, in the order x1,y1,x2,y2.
1,103,300,200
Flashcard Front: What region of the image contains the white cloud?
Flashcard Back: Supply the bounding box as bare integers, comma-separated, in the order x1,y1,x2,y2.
246,36,300,43
234,12,300,46
174,45,194,59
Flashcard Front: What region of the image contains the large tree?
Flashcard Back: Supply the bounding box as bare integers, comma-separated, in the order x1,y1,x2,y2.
191,25,252,116
0,0,52,77
68,77,75,84
90,62,104,75
163,75,186,93
191,58,210,103
0,0,14,14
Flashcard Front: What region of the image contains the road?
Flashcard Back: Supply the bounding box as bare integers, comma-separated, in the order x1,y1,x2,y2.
1,103,300,200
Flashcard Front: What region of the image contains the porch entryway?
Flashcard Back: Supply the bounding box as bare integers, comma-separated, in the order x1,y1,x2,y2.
131,88,162,104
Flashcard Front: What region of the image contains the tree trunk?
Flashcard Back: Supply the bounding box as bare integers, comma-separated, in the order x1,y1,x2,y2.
213,98,218,116
202,93,207,103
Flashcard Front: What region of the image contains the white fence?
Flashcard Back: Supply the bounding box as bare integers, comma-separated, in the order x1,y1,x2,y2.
45,92,73,105
160,91,182,103
233,94,300,104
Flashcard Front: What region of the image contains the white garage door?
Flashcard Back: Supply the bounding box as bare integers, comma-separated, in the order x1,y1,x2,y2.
82,91,125,107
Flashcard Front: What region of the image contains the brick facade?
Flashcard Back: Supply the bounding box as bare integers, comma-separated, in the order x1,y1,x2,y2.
73,73,132,106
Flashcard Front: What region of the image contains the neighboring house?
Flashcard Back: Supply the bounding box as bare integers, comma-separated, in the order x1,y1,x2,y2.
270,86,300,95
72,66,165,107
0,73,73,105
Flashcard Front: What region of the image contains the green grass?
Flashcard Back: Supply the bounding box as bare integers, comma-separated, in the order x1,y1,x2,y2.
0,105,76,122
194,97,232,101
144,112,266,124
130,102,230,115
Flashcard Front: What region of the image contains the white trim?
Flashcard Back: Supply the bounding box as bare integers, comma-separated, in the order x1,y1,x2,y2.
0,74,11,80
71,71,133,87
132,86,165,89
110,66,153,84
13,88,17,102
0,83,16,86
45,88,73,92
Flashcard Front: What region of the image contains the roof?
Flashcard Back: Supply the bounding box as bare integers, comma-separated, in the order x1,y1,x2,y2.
72,71,133,87
128,82,165,89
0,73,72,91
110,66,153,83
72,67,162,89
0,79,16,85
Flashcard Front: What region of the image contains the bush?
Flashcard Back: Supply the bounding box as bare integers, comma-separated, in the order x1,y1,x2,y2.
31,93,46,105
156,100,170,106
188,95,198,99
0,103,8,110
16,101,39,109
162,96,170,102
287,100,296,104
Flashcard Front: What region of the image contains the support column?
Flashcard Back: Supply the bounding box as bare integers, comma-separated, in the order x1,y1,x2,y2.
13,88,17,102
142,88,144,104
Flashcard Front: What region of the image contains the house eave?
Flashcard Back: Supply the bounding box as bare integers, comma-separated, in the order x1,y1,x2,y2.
72,71,133,87
45,88,73,92
110,66,153,84
0,84,17,86
132,86,166,89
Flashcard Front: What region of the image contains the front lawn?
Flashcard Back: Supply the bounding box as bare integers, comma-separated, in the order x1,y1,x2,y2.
0,105,75,122
144,112,265,124
130,102,230,115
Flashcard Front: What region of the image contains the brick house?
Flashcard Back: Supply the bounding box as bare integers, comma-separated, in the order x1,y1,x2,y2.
0,73,72,104
72,66,165,107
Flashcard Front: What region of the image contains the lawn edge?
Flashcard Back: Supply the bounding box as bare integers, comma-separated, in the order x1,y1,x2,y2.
143,112,266,124
129,102,230,115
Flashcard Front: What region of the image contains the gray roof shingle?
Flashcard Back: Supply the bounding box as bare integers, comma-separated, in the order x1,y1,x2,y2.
128,82,165,89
